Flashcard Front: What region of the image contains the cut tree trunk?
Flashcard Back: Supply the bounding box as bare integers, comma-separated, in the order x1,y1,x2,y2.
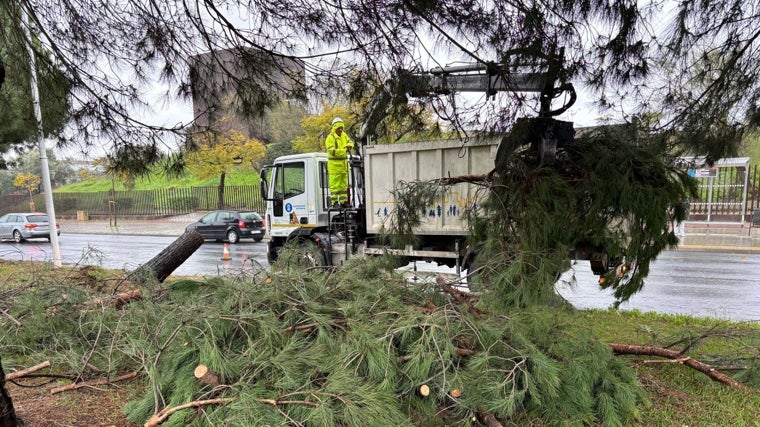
132,230,205,283
84,290,142,308
0,356,20,427
193,364,220,387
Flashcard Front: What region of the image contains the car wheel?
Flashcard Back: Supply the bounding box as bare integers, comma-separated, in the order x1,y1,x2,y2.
227,229,240,244
254,237,263,242
13,230,23,243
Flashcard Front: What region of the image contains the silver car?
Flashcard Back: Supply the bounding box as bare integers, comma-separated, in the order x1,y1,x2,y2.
0,212,61,243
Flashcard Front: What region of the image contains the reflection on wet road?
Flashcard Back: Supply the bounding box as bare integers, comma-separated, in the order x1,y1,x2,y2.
556,250,760,321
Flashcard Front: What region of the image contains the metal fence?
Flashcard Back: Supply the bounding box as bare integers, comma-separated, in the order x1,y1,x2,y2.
0,185,266,218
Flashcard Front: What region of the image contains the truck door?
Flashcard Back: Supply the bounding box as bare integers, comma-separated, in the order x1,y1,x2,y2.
269,161,309,236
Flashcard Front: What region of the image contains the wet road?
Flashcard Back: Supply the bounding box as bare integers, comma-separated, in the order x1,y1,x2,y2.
0,233,270,277
556,250,760,322
2,234,758,322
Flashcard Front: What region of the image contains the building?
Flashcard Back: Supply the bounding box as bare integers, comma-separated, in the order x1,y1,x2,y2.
189,48,306,141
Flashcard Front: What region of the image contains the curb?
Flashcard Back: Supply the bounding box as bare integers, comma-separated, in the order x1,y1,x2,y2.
60,220,187,237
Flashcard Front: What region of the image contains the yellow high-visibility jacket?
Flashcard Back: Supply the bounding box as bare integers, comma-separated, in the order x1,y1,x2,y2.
325,122,354,161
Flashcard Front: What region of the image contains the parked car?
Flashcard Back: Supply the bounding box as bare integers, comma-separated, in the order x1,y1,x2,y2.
185,210,265,243
0,212,61,243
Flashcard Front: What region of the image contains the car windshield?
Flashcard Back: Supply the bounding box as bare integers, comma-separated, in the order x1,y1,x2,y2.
26,215,49,222
240,212,261,221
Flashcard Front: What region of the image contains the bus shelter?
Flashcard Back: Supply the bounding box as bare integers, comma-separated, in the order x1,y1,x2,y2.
679,157,750,226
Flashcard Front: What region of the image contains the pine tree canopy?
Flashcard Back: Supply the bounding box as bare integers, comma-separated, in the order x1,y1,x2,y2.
2,0,757,160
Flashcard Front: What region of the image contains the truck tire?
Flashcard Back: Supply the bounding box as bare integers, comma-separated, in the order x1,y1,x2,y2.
292,240,326,268
267,240,279,264
268,239,326,269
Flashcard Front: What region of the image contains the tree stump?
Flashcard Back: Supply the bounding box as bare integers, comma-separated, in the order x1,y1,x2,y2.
132,229,205,283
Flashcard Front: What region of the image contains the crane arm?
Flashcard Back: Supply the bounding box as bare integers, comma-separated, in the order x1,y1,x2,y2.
356,61,576,144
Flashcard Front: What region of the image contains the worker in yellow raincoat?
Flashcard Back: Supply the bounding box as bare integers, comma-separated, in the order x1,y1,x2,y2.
325,117,354,207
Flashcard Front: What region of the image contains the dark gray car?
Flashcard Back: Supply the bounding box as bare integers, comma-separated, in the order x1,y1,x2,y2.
185,210,265,243
0,212,61,243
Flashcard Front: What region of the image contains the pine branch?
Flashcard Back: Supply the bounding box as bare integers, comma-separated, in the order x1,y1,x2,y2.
6,361,51,381
50,371,140,394
0,308,22,327
397,347,478,363
432,173,492,186
608,343,746,389
143,398,235,427
82,289,142,308
435,275,481,315
281,318,349,333
475,407,504,427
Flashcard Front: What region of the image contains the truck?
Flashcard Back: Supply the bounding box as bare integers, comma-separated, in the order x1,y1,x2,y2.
258,55,614,277
259,137,499,273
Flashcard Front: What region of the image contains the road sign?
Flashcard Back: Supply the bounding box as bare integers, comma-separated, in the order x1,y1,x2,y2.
688,167,717,178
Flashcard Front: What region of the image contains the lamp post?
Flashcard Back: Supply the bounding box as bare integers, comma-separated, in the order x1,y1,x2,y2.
21,6,62,267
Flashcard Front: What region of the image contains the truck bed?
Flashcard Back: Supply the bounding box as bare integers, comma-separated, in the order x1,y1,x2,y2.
363,138,499,236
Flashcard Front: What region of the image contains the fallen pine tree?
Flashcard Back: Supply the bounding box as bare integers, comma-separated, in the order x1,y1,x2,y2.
1,248,759,427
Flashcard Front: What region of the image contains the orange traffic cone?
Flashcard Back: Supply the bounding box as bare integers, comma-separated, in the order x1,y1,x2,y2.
220,243,232,261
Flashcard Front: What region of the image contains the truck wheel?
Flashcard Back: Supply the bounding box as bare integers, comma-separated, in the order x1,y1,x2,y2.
269,239,326,269
293,241,326,268
267,241,279,264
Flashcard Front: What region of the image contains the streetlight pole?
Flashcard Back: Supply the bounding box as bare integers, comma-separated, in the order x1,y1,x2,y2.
21,6,62,267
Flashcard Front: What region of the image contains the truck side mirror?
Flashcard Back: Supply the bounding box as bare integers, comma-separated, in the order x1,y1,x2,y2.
259,168,269,201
